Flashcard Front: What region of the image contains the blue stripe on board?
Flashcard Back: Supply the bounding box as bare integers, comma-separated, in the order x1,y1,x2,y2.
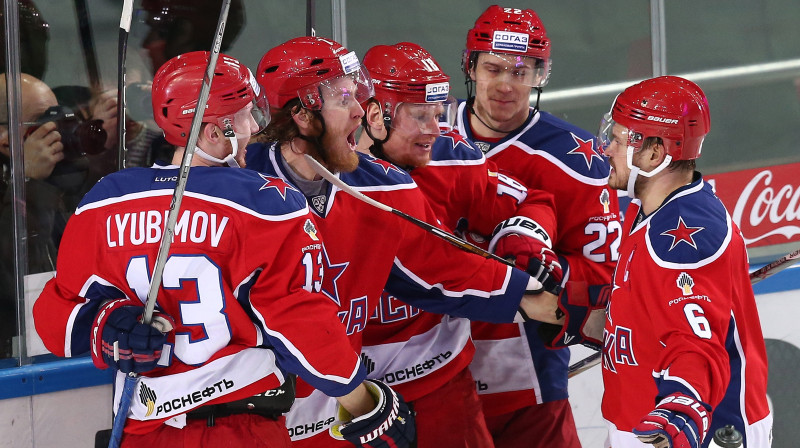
0,356,113,399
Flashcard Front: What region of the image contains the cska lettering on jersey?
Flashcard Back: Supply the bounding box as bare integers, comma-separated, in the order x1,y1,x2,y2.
602,325,637,374
106,209,229,248
337,296,370,335
371,292,421,324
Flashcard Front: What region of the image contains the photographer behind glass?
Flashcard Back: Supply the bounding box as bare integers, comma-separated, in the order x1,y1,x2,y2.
0,73,107,357
1,71,107,264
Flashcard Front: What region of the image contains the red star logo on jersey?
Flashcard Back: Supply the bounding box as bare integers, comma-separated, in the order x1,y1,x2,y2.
369,157,405,176
321,247,349,306
567,134,603,169
660,217,705,251
440,133,482,154
258,174,296,200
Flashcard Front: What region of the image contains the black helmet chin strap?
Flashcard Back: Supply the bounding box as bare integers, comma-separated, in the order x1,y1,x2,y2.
467,96,510,135
531,86,542,115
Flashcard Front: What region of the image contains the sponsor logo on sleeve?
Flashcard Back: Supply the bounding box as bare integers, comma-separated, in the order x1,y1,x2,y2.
677,272,694,295
668,272,711,305
303,219,320,241
600,189,611,214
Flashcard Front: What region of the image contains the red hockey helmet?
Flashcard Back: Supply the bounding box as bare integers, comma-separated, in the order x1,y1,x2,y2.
463,5,551,87
598,76,711,161
256,36,374,111
364,42,456,132
152,51,269,147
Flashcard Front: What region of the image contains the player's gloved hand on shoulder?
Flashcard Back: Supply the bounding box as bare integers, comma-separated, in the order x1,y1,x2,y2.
330,379,415,448
91,299,174,373
490,216,562,295
538,280,610,350
633,392,711,448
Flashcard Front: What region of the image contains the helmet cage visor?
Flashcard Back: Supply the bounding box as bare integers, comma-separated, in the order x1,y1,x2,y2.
216,97,270,140
388,101,453,137
471,51,550,88
596,112,643,155
245,68,270,134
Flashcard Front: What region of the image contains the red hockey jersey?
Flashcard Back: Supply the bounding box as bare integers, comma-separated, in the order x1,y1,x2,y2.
455,103,621,415
360,132,557,403
602,177,770,447
33,164,366,434
245,143,534,445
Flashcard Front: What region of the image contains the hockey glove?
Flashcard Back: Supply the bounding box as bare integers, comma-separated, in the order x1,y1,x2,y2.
633,392,711,448
490,216,562,295
330,379,415,448
91,299,174,374
538,281,610,350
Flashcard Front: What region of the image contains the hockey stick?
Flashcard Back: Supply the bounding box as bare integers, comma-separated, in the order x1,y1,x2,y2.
116,0,133,171
107,2,232,447
303,154,514,267
749,246,800,284
567,245,800,378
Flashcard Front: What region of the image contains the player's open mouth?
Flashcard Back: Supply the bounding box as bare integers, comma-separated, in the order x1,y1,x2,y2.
347,128,358,151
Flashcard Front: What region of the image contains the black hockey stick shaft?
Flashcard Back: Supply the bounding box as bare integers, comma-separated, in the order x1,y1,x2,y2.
75,0,102,91
116,0,133,171
303,154,514,267
116,0,133,170
567,246,800,378
108,2,232,447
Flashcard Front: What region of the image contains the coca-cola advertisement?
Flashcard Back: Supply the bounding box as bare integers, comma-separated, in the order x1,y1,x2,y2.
706,162,800,248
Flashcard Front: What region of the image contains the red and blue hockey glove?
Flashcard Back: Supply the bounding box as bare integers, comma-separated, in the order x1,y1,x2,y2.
330,379,416,448
538,280,610,350
633,392,711,448
91,299,174,374
490,216,562,295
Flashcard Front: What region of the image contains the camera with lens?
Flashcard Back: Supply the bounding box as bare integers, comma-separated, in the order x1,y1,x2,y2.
28,105,107,159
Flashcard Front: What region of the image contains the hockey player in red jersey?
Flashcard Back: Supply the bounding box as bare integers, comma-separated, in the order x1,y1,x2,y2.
246,36,565,447
453,6,622,447
598,76,771,448
356,42,562,447
32,51,413,448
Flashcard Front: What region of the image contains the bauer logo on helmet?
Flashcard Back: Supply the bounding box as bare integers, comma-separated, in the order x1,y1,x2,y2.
646,115,679,125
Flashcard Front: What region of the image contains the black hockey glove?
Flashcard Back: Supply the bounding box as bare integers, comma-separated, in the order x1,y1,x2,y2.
91,299,173,373
538,281,610,350
330,379,415,448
